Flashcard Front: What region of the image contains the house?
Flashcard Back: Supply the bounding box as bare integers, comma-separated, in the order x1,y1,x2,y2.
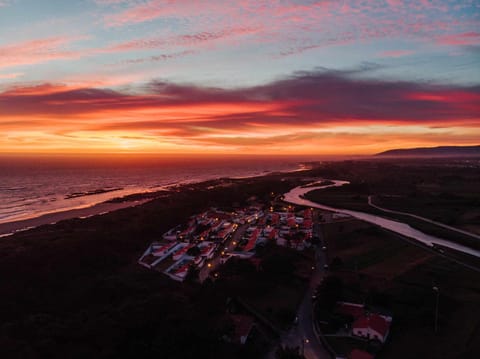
271,213,280,225
287,217,297,228
336,302,365,319
268,228,278,240
244,228,260,252
172,243,195,261
303,218,312,228
303,208,312,219
152,242,178,257
352,313,390,343
165,257,194,282
349,349,374,359
198,241,216,259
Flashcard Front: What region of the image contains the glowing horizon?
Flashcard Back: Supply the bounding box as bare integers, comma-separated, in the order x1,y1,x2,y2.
1,1,479,155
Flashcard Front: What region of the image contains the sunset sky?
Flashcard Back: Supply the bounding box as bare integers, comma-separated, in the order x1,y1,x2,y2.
1,0,479,155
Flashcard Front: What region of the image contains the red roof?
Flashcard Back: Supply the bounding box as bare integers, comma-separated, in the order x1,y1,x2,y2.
244,229,259,251
271,213,279,224
153,242,175,255
368,314,389,337
353,314,389,337
175,262,190,275
336,302,365,319
268,229,277,240
303,219,312,228
349,349,374,359
200,243,215,255
173,244,194,259
287,217,296,227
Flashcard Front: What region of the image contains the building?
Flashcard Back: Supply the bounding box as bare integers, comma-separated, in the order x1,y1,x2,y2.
352,314,390,343
336,302,365,319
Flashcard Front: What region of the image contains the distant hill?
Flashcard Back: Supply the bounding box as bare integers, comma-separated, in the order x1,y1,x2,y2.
376,145,480,157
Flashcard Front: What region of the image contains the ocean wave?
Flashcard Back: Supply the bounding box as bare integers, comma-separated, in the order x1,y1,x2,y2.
65,187,123,199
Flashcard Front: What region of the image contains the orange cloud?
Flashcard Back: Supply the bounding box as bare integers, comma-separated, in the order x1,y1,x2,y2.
1,70,479,155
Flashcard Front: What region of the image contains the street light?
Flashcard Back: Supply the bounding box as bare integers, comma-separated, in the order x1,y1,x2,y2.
433,286,439,333
301,338,309,356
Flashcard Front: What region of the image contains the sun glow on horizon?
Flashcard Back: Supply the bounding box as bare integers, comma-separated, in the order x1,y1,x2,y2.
0,1,479,156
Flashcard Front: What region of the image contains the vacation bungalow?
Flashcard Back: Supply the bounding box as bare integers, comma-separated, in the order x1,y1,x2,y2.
165,257,194,282
198,241,216,259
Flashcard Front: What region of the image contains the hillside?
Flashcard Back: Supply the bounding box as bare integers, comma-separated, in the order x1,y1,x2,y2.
376,145,480,157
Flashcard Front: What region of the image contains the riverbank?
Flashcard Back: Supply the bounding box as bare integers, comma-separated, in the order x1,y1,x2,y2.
283,181,480,258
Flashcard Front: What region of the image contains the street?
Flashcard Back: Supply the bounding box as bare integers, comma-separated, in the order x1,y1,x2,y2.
268,212,331,359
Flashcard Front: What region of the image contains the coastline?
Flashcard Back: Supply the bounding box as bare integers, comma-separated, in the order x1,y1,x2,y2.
0,165,309,238
0,198,152,237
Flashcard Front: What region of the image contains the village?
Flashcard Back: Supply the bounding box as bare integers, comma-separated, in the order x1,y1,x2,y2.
138,197,393,359
138,200,319,282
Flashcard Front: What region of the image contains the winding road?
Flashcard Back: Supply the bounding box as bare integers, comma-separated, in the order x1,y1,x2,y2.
368,195,480,241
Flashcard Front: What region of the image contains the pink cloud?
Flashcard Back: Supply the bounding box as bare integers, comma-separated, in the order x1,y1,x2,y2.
0,37,88,70
436,32,480,46
104,0,182,27
379,50,414,58
105,26,261,53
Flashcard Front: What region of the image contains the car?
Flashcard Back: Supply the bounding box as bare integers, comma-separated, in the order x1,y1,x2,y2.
323,264,329,270
311,294,317,300
321,246,327,251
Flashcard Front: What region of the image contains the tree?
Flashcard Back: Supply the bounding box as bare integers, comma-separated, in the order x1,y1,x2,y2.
316,275,343,310
187,246,201,256
185,264,199,282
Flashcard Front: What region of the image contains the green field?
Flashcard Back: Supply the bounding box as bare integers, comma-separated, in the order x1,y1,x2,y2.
320,218,480,359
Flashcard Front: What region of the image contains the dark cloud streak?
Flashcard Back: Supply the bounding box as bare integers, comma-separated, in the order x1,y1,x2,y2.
1,70,478,129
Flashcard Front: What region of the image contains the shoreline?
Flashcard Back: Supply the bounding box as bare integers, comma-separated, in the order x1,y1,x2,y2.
0,198,152,237
0,166,309,238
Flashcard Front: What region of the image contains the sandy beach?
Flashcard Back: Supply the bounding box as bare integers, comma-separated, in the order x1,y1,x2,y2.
0,199,151,237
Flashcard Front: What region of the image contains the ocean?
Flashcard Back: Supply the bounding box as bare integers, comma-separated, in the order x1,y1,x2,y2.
0,155,309,225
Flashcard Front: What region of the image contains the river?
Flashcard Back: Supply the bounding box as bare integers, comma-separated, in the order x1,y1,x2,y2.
283,180,480,258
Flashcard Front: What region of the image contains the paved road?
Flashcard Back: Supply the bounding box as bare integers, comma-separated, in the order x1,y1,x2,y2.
268,247,331,359
198,223,249,282
283,181,480,258
368,195,480,240
267,209,331,359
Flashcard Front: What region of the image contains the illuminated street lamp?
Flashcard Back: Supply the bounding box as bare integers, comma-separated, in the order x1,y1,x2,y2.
301,337,309,356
